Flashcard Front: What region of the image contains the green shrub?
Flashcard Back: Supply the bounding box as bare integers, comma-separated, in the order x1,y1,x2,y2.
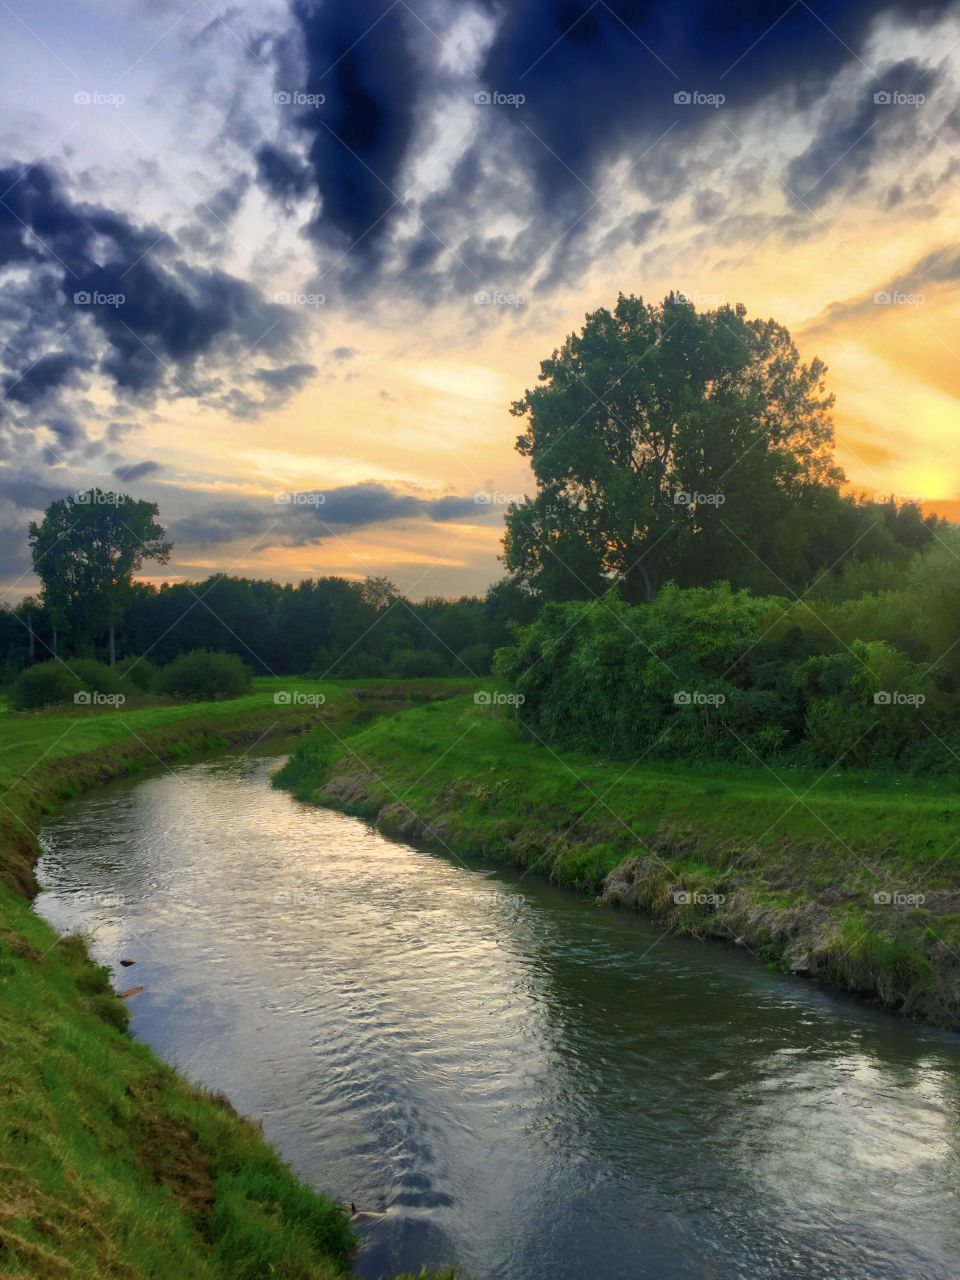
390,649,448,678
117,655,158,690
8,658,124,710
154,650,252,701
456,642,493,675
9,661,81,709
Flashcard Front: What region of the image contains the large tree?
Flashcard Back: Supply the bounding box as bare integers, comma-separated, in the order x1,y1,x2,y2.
29,490,171,664
503,292,846,603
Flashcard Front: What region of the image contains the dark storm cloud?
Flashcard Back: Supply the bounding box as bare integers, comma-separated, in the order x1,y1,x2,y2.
113,460,162,481
167,481,503,546
3,353,85,404
287,0,423,252
251,0,959,303
252,362,318,392
0,161,307,409
255,143,313,203
785,60,941,208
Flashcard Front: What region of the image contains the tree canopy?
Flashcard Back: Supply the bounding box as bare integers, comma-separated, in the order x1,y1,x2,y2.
28,490,171,660
503,292,861,602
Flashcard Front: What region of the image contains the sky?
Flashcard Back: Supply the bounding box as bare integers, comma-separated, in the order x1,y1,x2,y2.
2,0,960,601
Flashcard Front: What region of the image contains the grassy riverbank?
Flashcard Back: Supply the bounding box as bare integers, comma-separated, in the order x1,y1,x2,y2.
276,692,960,1029
0,678,467,1280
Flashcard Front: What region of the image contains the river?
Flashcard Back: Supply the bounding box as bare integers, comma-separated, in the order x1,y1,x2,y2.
34,750,960,1280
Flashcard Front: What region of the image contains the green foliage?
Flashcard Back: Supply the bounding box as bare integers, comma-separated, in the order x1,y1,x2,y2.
496,582,957,769
117,655,159,690
8,658,124,709
9,660,83,709
391,648,449,677
28,490,170,648
154,649,253,701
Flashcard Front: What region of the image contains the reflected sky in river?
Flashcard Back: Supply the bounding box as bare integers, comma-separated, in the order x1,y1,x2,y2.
36,754,960,1280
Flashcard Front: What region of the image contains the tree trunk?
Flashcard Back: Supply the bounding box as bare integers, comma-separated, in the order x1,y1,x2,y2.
109,623,116,668
52,628,57,657
27,611,35,663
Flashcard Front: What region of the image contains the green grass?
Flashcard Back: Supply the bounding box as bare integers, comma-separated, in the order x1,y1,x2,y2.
0,677,470,1280
277,693,960,1028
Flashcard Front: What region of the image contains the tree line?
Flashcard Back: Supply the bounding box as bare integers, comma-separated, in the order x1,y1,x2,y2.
2,290,951,749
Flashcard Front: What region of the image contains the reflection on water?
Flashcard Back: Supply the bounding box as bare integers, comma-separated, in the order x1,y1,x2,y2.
35,754,960,1280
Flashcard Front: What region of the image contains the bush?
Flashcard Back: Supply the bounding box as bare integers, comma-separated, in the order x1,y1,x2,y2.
9,662,80,709
494,583,958,768
69,659,125,697
154,650,252,701
390,648,448,678
456,642,493,676
117,655,158,691
9,658,123,710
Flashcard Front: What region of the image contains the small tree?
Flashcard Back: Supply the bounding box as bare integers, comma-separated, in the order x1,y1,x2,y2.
29,490,171,665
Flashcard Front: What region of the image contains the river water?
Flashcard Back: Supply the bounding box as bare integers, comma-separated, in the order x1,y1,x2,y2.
34,751,960,1280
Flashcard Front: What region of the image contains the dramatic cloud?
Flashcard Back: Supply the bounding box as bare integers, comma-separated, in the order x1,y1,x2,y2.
0,161,308,409
113,460,162,481
167,481,502,547
257,0,959,298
